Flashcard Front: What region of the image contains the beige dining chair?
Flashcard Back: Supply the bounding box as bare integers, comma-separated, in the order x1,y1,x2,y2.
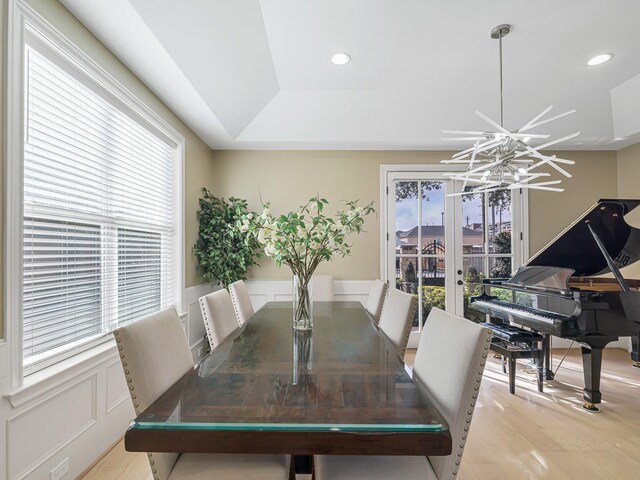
365,279,388,324
312,274,334,301
377,288,417,357
229,280,254,326
199,289,240,350
315,308,492,480
113,308,289,480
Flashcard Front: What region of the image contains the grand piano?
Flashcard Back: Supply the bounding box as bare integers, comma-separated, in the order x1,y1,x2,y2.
471,199,640,411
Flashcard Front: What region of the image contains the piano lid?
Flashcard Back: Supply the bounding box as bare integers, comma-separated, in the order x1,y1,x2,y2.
526,199,640,277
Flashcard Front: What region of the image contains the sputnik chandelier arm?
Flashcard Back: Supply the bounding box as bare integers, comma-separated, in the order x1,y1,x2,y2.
441,24,579,195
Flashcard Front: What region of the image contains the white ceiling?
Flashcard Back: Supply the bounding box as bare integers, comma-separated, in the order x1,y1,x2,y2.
60,0,640,150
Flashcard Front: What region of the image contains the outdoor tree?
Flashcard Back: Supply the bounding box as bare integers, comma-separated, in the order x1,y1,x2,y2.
490,231,512,278
395,181,442,201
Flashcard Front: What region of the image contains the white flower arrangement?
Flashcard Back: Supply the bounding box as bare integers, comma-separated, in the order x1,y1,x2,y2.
240,196,374,328
240,196,374,279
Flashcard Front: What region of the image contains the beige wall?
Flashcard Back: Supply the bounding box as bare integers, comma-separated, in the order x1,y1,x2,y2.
210,150,449,280
528,151,619,254
210,149,619,280
616,142,640,279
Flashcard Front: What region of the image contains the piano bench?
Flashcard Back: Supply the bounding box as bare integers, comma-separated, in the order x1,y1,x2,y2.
480,322,544,394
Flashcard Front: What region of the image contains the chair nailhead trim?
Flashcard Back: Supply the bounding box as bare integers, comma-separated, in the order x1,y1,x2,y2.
452,331,490,478
229,288,244,327
200,298,216,350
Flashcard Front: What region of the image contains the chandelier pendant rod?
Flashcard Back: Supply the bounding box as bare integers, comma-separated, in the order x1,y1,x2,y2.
490,24,511,130
441,23,576,195
499,30,504,129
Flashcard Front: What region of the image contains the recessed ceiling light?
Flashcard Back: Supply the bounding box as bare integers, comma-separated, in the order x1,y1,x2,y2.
331,53,351,65
587,54,612,66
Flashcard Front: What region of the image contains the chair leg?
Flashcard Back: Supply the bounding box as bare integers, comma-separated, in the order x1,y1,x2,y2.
502,356,507,374
508,357,516,394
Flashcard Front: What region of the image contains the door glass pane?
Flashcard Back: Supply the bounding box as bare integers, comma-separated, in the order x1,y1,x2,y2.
421,181,445,238
463,256,486,323
488,191,512,254
462,192,486,254
395,181,418,235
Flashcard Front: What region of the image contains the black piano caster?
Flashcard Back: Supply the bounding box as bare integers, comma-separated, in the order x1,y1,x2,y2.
544,369,555,381
633,362,640,368
582,402,600,412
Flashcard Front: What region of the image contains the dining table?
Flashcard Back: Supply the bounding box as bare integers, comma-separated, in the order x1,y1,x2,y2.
124,301,452,464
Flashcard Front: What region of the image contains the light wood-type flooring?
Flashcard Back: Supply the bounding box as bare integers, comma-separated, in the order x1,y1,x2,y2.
81,348,640,480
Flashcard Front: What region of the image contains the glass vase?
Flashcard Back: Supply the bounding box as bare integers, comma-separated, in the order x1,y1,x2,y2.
292,275,313,331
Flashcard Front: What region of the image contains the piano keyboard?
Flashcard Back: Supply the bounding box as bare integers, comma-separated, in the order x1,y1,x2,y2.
472,299,570,325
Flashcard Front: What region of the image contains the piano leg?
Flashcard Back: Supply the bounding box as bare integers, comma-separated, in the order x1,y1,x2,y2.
631,334,640,368
542,334,554,380
580,341,611,412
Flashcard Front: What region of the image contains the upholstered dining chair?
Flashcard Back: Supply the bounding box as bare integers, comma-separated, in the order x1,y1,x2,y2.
113,308,289,480
199,289,240,350
377,288,417,357
315,308,493,480
365,279,388,324
228,280,254,326
312,274,334,301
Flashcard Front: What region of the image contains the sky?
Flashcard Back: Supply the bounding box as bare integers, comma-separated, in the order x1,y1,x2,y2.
395,183,511,232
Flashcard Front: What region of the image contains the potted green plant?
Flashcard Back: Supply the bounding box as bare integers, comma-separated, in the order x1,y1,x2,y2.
194,188,261,288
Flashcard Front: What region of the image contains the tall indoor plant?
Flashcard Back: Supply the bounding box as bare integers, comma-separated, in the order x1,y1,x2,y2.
240,196,374,330
194,188,261,288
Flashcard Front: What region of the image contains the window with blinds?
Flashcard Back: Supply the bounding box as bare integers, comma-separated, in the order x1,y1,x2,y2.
22,31,180,372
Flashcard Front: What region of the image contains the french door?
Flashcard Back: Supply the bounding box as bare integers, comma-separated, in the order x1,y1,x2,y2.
381,167,526,347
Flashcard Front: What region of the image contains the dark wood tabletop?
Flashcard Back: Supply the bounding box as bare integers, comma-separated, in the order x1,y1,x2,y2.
124,301,451,456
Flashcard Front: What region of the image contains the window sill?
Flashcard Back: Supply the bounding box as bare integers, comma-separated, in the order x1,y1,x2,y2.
4,339,119,408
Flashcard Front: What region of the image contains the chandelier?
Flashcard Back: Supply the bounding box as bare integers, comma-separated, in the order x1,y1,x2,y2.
441,24,579,195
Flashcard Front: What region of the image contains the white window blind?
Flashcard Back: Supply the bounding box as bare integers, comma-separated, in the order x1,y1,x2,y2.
22,35,179,372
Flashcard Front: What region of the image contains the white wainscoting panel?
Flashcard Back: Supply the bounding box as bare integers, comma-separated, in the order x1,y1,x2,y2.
0,341,8,381
7,374,97,479
0,283,225,480
245,280,373,310
105,360,129,414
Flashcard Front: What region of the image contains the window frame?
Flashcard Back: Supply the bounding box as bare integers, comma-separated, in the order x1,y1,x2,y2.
5,0,185,386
